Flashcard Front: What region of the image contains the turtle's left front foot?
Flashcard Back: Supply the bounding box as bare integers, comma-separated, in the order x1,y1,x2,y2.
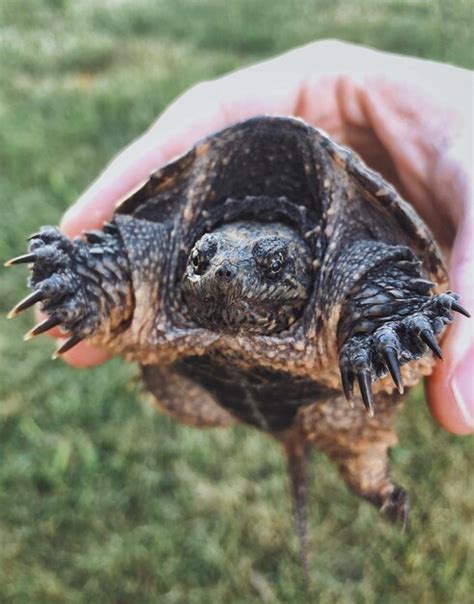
339,292,470,415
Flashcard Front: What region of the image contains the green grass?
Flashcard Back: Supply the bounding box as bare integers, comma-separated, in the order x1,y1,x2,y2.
0,0,473,602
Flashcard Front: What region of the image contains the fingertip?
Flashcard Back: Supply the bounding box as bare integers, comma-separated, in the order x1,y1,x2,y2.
425,319,474,436
425,370,473,436
59,133,169,239
60,199,116,239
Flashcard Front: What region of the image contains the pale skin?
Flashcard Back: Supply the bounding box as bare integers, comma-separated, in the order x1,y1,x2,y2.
46,40,473,435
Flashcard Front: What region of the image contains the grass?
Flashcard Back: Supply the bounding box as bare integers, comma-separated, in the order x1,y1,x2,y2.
0,0,473,602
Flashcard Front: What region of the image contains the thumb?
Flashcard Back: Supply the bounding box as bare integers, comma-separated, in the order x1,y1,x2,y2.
425,209,474,435
60,82,230,239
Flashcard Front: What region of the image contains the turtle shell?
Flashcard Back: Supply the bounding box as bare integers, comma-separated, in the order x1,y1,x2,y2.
115,116,447,290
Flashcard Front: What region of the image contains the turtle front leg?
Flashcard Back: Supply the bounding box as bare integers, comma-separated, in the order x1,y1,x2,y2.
336,244,469,415
6,223,133,356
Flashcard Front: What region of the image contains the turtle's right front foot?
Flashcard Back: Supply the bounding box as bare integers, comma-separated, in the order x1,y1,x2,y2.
6,224,132,356
6,227,100,355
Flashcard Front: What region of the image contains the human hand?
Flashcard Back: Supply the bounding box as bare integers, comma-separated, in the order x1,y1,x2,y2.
51,40,473,435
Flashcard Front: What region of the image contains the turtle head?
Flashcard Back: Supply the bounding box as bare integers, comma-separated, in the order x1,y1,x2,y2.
181,221,313,334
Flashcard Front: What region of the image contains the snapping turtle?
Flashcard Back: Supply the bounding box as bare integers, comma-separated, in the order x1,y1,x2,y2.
6,116,469,566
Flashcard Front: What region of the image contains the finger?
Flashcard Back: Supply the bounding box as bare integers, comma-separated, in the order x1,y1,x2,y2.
60,84,293,238
360,75,471,248
426,318,474,435
60,88,228,237
425,212,474,435
60,132,188,238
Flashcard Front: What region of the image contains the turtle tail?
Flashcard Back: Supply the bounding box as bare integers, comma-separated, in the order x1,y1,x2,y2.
284,436,311,583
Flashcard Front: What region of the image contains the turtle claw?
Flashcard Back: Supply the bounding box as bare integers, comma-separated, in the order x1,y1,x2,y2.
24,315,61,340
451,301,470,318
357,371,374,417
339,343,374,416
52,334,84,359
4,253,37,267
382,347,404,394
420,329,443,359
340,366,355,408
83,230,104,244
27,232,42,241
7,290,44,318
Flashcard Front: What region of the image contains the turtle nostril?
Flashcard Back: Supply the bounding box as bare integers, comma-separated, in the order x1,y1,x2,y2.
216,262,235,280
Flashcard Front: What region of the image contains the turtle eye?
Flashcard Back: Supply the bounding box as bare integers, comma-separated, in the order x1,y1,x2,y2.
270,253,283,273
190,248,206,274
267,252,284,276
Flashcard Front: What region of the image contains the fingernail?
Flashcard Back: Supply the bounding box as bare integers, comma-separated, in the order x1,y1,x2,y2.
449,351,474,429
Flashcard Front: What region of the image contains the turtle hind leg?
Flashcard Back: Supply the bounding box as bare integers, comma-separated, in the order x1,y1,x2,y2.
337,441,410,531
299,394,409,530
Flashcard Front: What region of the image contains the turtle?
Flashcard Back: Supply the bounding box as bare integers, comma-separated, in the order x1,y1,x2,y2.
6,116,469,570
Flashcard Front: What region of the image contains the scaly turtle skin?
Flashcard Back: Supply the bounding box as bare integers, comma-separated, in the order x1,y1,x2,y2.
6,116,469,567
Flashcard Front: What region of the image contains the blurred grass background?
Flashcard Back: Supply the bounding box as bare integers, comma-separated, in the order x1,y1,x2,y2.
0,0,473,602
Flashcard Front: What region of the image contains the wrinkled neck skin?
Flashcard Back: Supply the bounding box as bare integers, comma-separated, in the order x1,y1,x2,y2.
180,221,313,335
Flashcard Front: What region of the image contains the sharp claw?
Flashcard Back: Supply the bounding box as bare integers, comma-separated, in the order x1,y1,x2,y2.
420,330,443,360
383,347,404,395
340,366,355,408
451,301,471,318
411,278,435,294
357,371,374,417
84,230,103,244
24,315,61,340
4,253,37,267
103,222,118,234
7,290,44,319
52,334,84,359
